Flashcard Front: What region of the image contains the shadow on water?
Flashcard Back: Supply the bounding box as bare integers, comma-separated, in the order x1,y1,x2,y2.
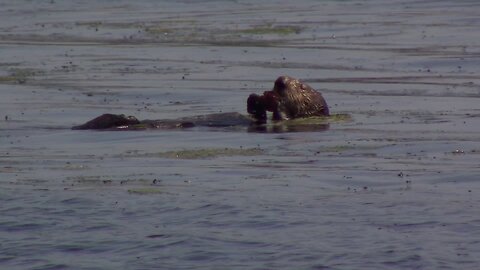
248,122,330,133
247,114,351,133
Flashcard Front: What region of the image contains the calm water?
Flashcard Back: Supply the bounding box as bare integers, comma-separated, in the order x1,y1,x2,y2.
1,0,480,269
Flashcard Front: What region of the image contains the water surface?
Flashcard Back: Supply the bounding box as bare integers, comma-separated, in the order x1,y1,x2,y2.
1,0,480,269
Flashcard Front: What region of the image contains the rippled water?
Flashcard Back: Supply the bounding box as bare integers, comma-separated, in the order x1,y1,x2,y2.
1,0,480,269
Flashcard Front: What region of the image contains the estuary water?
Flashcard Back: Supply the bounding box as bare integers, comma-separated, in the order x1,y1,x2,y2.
1,0,480,269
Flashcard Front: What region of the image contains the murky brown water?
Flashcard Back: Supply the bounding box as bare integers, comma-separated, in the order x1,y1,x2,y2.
1,1,480,269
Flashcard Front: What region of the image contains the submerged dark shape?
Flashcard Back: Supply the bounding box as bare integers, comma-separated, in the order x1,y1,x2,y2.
72,76,332,132
72,114,140,130
72,112,254,130
248,75,329,122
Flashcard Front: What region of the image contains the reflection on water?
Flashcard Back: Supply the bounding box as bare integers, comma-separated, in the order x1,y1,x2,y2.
248,123,330,133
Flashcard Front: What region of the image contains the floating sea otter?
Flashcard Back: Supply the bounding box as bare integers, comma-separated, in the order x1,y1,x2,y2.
72,112,253,130
72,76,330,131
247,75,329,123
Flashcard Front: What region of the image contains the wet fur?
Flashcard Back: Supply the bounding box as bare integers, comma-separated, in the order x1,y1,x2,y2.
248,76,329,122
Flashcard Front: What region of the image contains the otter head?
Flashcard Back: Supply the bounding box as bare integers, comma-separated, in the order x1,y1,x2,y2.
273,75,293,97
248,75,329,122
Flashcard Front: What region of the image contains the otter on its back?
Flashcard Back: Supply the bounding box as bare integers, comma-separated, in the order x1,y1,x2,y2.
73,76,330,130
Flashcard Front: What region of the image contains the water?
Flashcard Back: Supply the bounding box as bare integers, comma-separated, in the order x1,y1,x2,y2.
1,0,480,269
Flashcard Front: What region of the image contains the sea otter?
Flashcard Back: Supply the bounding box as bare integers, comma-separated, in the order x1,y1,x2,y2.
72,114,140,130
72,76,330,130
72,112,252,130
247,75,329,122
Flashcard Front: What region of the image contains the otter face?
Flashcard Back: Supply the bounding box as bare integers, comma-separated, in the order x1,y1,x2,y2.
273,76,291,97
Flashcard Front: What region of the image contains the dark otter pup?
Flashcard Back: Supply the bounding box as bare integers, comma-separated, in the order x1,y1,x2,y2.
248,76,329,122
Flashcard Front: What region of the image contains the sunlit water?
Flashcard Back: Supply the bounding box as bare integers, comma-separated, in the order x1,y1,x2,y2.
1,0,480,269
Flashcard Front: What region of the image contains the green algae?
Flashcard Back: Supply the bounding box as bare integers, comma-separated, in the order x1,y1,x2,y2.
320,145,356,153
255,113,352,132
142,20,196,35
75,21,103,28
285,113,352,125
239,25,301,35
156,147,264,159
123,123,151,130
127,188,164,195
75,21,147,29
144,26,174,35
316,143,388,154
0,69,38,84
0,76,19,83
